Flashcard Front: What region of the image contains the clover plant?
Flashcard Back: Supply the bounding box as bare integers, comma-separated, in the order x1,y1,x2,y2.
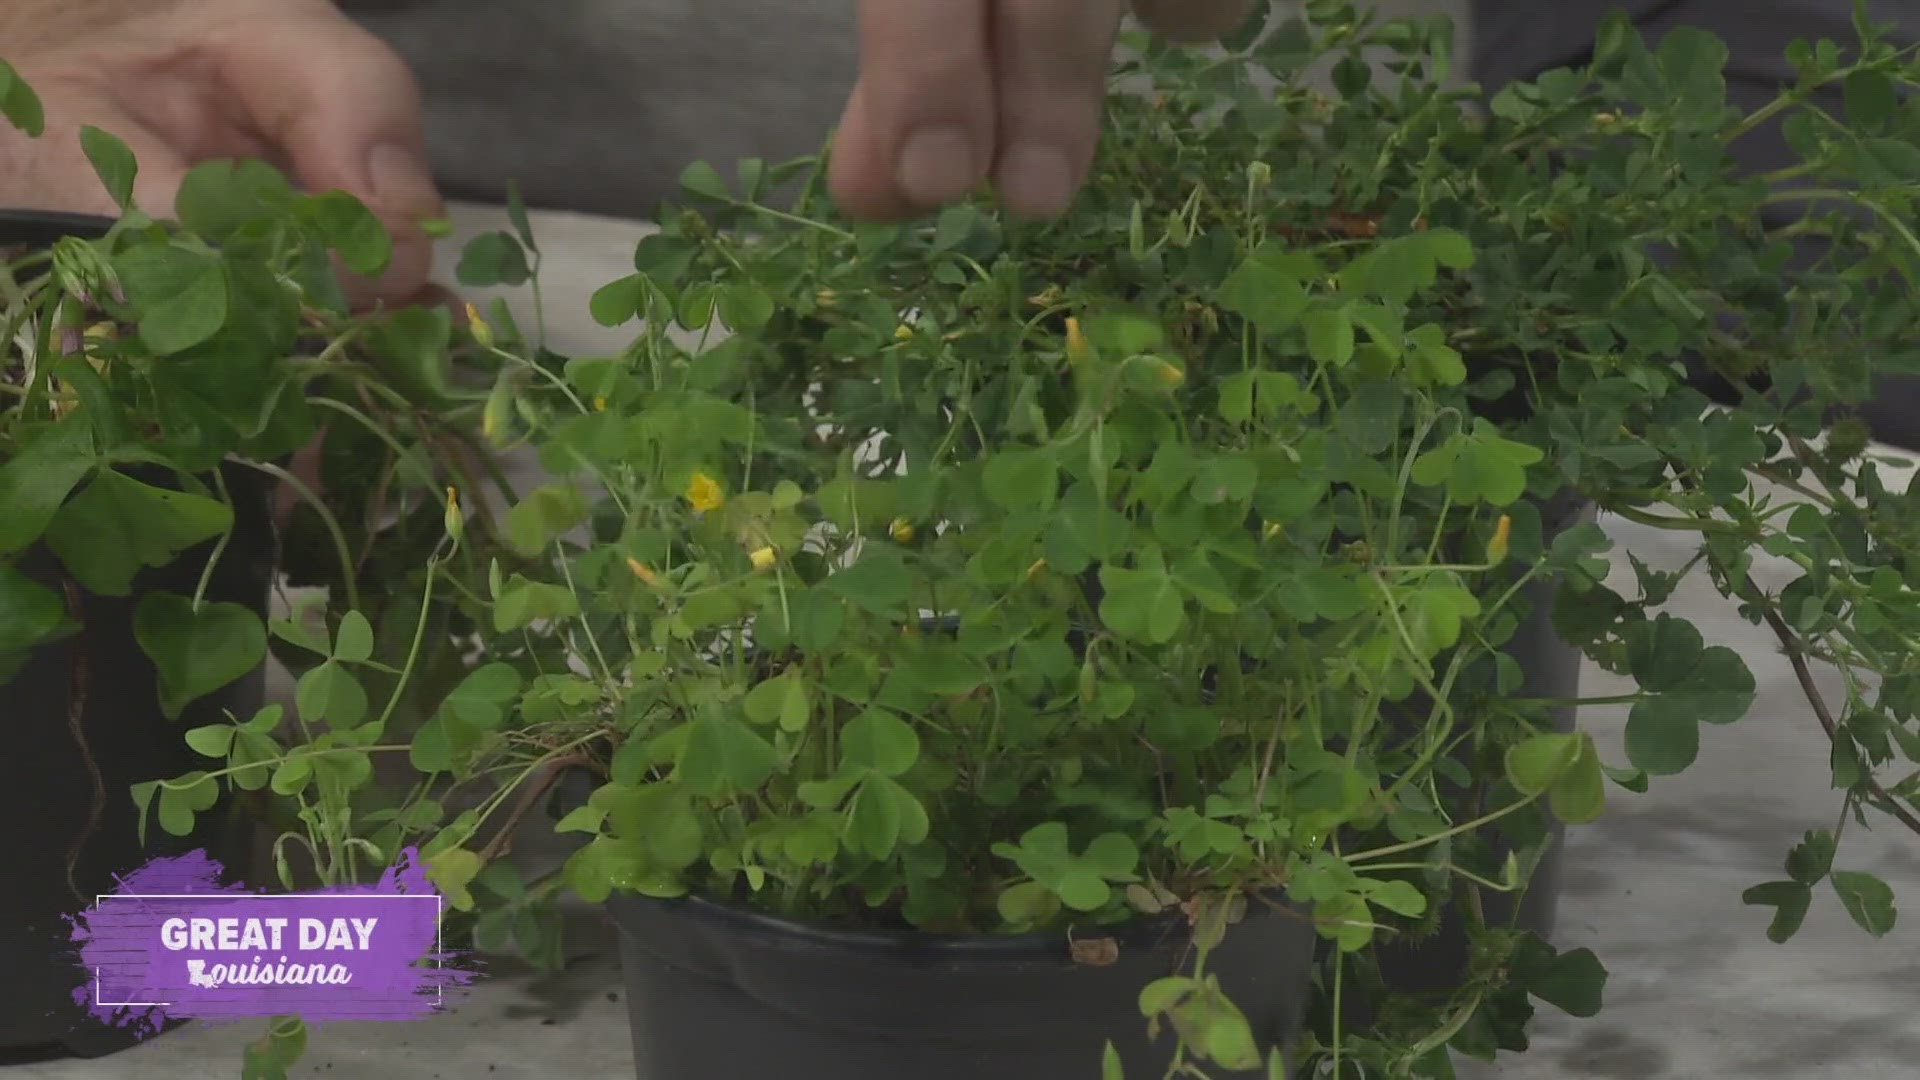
9,1,1920,1076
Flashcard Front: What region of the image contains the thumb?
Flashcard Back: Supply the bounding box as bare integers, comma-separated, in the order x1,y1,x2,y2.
211,11,443,303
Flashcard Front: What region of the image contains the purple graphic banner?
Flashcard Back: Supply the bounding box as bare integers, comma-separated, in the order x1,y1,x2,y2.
68,847,475,1034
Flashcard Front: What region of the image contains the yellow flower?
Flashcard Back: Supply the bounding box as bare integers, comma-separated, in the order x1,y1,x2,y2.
1487,514,1513,564
749,546,778,572
626,558,660,587
464,302,493,348
1065,317,1089,364
889,518,916,544
685,472,725,513
1151,358,1185,387
593,396,608,412
894,323,914,342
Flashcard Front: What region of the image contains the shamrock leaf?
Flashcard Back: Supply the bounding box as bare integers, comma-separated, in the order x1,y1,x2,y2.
1624,615,1756,774
43,471,232,596
133,593,267,719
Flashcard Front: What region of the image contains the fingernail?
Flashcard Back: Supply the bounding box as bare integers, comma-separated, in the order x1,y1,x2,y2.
896,125,980,207
367,143,441,217
996,142,1075,218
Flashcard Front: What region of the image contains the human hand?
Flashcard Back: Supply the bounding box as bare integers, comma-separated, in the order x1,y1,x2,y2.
0,0,443,305
829,0,1255,221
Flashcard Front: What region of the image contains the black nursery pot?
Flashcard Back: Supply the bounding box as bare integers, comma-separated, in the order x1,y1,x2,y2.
608,890,1317,1080
1360,496,1594,1003
0,211,273,1063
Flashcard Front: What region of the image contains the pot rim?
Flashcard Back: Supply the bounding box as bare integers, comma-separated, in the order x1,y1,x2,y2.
604,886,1293,964
0,208,117,244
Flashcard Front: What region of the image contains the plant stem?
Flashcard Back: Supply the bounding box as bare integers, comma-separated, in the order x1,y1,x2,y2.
1345,792,1543,863
232,457,361,614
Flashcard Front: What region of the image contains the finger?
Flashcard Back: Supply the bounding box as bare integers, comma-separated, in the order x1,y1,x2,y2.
990,0,1125,219
828,0,995,220
210,12,443,302
1129,0,1257,43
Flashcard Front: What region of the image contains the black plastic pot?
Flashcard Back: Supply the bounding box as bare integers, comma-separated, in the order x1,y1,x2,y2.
1350,497,1593,1014
609,890,1317,1080
0,211,272,1063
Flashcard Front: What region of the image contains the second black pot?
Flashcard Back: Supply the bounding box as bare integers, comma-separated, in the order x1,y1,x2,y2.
609,890,1318,1080
0,211,273,1063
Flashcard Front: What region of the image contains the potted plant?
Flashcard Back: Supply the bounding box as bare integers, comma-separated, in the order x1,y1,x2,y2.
57,0,1920,1076
0,62,496,1063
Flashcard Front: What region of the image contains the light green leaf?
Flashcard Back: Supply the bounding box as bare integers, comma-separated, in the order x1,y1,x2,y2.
839,709,920,777
676,714,777,795
114,242,230,355
79,126,137,208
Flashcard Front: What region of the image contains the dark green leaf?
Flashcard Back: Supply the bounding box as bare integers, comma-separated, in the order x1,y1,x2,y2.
1831,870,1897,937
133,594,267,719
43,471,232,596
0,423,94,557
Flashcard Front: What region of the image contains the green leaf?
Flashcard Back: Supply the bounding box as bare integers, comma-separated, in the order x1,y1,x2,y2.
294,661,367,729
0,566,71,655
503,485,589,558
590,274,648,327
820,550,912,618
455,232,531,288
1098,565,1185,644
1831,870,1897,937
183,724,235,759
426,848,484,911
717,282,776,332
0,59,45,136
441,663,524,730
1304,307,1355,367
114,242,230,355
839,709,920,777
744,672,810,732
42,471,232,596
1527,947,1607,1018
678,161,731,201
1742,880,1813,943
1625,615,1756,774
1055,868,1111,912
1360,878,1429,918
332,611,374,663
0,423,94,557
79,126,137,208
504,179,537,252
493,576,580,632
1549,733,1607,824
303,191,391,276
1506,732,1580,796
132,594,267,719
983,449,1058,511
847,777,903,858
676,714,777,795
175,159,295,238
1102,1042,1126,1080
1217,259,1309,334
